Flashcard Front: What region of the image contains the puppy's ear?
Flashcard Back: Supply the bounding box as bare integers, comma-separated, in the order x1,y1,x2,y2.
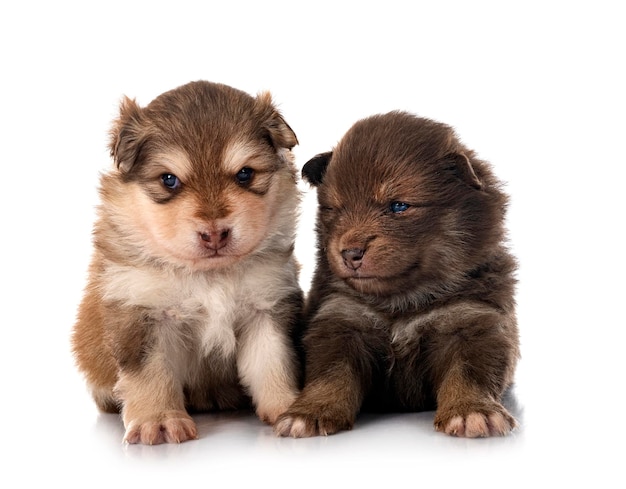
109,96,149,173
254,91,298,150
443,152,482,190
302,152,332,186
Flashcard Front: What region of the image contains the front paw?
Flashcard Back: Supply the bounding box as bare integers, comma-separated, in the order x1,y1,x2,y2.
273,408,354,438
123,410,198,445
434,402,516,438
256,391,297,425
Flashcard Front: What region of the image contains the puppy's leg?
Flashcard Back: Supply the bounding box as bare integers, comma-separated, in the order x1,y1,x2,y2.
109,308,197,445
116,360,197,445
274,315,387,438
237,311,299,425
273,363,362,438
433,365,515,437
431,312,518,438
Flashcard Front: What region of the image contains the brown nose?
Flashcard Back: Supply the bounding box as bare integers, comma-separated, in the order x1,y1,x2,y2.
199,229,230,250
341,248,365,270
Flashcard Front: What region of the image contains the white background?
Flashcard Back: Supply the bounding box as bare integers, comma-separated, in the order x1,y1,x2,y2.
1,1,624,487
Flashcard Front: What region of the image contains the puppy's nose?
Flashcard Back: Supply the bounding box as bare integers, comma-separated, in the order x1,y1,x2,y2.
199,229,230,250
341,248,365,270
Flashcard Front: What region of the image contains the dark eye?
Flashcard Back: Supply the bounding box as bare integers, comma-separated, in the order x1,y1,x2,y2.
161,173,181,190
389,201,410,213
236,167,255,185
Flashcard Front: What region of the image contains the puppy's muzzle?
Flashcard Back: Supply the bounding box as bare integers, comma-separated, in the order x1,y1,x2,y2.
199,228,230,250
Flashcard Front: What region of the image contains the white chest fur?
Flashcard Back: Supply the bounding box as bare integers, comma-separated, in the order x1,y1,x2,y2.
100,259,296,359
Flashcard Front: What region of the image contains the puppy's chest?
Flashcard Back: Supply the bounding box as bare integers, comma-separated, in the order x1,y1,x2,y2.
388,303,471,351
387,308,437,352
102,265,259,357
160,281,242,359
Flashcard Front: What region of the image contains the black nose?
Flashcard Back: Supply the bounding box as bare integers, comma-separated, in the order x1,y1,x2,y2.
341,248,365,270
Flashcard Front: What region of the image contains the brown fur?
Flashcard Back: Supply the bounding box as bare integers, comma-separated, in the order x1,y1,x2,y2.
72,81,303,444
275,111,519,438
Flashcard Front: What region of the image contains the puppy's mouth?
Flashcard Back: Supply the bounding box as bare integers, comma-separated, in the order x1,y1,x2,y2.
333,260,398,294
198,245,246,260
345,274,384,286
168,244,249,270
338,269,382,283
181,250,243,270
343,275,389,294
202,251,235,260
343,273,378,281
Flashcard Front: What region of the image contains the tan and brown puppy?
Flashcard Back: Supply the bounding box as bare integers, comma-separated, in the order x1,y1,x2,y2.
72,81,303,444
275,111,519,438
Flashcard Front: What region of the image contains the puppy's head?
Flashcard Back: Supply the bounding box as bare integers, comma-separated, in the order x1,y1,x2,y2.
103,80,299,271
303,111,507,297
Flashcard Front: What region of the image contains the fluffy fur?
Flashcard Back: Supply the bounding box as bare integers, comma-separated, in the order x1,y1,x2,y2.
72,81,303,444
275,111,519,438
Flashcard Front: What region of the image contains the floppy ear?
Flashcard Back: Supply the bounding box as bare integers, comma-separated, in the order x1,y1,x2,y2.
443,152,482,190
254,91,298,150
109,96,149,174
302,152,332,186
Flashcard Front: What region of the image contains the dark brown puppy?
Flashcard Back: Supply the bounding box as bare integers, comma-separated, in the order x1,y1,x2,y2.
72,81,303,444
275,111,519,438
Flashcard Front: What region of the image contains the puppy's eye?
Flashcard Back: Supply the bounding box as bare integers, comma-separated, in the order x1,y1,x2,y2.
389,201,410,213
161,173,181,190
236,167,255,185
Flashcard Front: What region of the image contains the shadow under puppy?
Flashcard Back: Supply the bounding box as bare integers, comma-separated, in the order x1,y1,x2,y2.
72,81,303,444
275,111,519,438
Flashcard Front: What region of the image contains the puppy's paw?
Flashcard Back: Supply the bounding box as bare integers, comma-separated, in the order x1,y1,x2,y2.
123,410,198,445
434,403,516,438
273,409,353,438
256,391,298,425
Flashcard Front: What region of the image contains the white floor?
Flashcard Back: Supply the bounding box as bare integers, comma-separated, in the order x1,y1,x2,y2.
2,2,624,488
19,352,622,487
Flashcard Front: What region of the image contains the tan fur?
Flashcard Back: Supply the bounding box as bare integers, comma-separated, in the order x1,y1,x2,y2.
72,81,303,444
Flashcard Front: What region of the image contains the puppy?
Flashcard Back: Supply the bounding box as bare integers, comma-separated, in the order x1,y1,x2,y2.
72,81,303,444
275,111,519,438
